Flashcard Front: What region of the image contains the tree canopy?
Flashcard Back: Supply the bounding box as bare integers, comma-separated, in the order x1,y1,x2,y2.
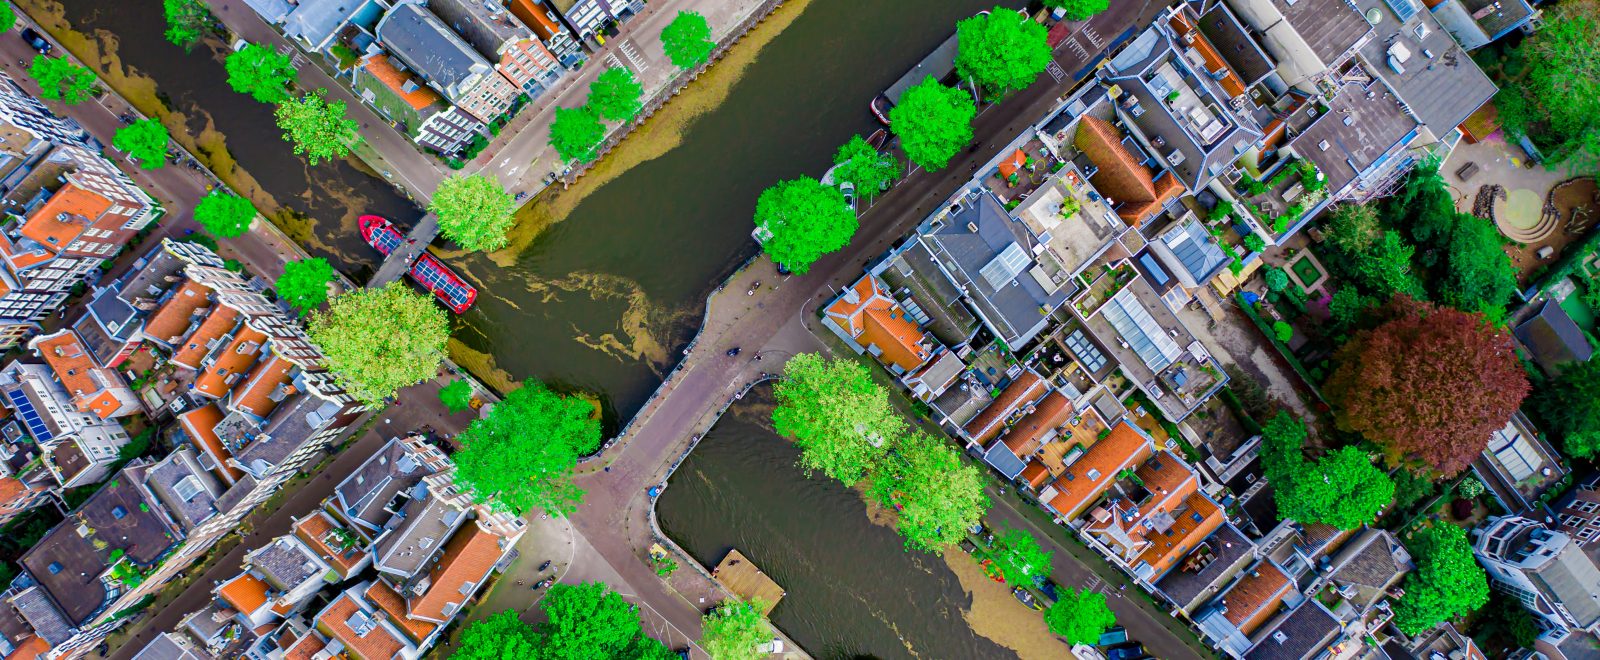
1495,0,1600,174
1321,204,1426,300
1533,359,1600,459
113,119,170,170
29,56,96,105
1325,296,1527,476
869,432,989,553
987,527,1052,586
661,11,715,69
832,135,898,203
274,90,359,165
1392,524,1490,635
752,176,856,275
0,4,14,32
588,66,644,122
700,599,771,660
890,77,975,171
193,191,257,238
1260,412,1394,529
772,353,902,485
1045,0,1110,20
1045,588,1116,644
452,609,541,660
163,0,210,51
454,584,675,660
955,9,1050,99
431,174,516,252
453,379,600,516
225,44,295,104
439,379,474,414
307,282,448,406
1386,168,1515,319
549,106,606,163
275,257,334,316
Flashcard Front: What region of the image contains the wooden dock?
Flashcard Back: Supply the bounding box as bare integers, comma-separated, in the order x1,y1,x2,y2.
711,549,785,615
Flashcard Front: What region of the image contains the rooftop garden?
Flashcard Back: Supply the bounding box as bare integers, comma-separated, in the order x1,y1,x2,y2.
1073,262,1136,318
1235,158,1328,235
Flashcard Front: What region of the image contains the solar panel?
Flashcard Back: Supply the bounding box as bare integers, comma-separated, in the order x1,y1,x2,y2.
979,242,1031,290
1102,289,1182,371
6,390,51,441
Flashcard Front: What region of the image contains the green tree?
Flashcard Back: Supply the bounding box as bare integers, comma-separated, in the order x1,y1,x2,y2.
1533,359,1600,459
193,191,257,238
1044,588,1116,644
0,4,15,32
225,44,295,104
987,527,1052,586
533,583,677,659
453,379,600,516
700,599,771,660
771,353,904,485
1260,412,1394,529
1497,0,1600,173
661,11,714,69
1265,267,1290,292
1045,0,1110,20
890,77,975,171
1439,211,1517,320
832,135,898,203
163,0,210,51
275,257,334,316
112,119,170,170
430,174,516,252
588,66,643,122
1328,287,1374,331
1392,524,1490,634
549,106,606,163
307,282,448,405
29,55,96,104
752,177,855,275
274,90,359,165
1272,320,1293,343
452,610,541,660
955,9,1050,99
869,432,989,553
439,379,473,414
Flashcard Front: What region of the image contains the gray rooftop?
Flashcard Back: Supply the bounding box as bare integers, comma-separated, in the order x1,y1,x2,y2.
131,632,215,660
1197,5,1273,86
1515,300,1594,375
425,0,532,60
1353,0,1497,133
878,242,981,347
981,441,1027,480
1151,219,1228,287
1289,80,1418,197
378,2,491,98
917,191,1075,346
234,392,346,477
1270,0,1371,66
1156,523,1254,610
7,586,71,646
1326,528,1410,611
143,447,224,533
334,437,435,534
250,537,324,590
283,0,367,49
373,492,467,580
1459,0,1535,40
1243,601,1342,660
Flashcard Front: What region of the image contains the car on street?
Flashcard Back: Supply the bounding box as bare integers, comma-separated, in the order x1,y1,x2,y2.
19,28,51,55
1105,643,1147,660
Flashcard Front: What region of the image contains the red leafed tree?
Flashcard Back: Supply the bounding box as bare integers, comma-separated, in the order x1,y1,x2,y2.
1325,295,1528,476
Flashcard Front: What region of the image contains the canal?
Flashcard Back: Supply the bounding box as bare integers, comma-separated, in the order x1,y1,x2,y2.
657,388,1025,660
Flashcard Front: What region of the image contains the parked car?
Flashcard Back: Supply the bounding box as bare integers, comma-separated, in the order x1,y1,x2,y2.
1105,643,1146,660
19,28,51,55
1097,625,1128,647
1011,587,1045,611
839,180,856,214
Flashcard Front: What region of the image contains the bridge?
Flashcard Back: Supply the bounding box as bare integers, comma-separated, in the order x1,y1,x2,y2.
368,213,440,288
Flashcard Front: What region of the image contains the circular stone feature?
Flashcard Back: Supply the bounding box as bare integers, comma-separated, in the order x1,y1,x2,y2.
1504,189,1542,230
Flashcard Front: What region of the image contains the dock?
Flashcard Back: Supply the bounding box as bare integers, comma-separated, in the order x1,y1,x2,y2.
368,213,440,287
884,33,960,105
711,549,785,615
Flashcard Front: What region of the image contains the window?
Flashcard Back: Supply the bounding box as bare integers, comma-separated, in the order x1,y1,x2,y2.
47,562,62,574
111,506,127,519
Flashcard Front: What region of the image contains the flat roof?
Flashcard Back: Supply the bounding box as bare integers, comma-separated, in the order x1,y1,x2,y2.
1353,0,1497,132
1289,79,1419,196
1271,0,1370,65
1197,5,1273,85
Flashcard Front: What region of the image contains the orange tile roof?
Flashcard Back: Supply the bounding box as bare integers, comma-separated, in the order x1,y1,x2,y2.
1045,422,1152,519
20,183,110,251
964,371,1046,443
507,0,562,40
1167,13,1246,98
0,233,55,270
179,403,244,484
1020,461,1051,489
824,276,883,334
33,331,100,400
365,580,438,643
997,149,1027,180
320,592,406,660
1132,451,1198,519
1000,392,1073,454
294,511,368,575
171,306,241,370
4,635,50,660
362,54,442,111
1221,562,1291,634
193,325,268,398
143,281,214,345
283,631,330,660
1136,491,1224,581
1074,116,1182,226
408,524,504,622
219,572,271,614
860,307,931,372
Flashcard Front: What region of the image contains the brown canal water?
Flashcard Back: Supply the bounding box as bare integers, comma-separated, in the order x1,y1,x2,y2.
657,388,1016,660
50,0,995,425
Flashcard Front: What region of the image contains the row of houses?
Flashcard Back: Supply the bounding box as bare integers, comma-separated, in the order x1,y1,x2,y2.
243,0,640,156
124,433,524,660
0,238,369,660
0,71,162,351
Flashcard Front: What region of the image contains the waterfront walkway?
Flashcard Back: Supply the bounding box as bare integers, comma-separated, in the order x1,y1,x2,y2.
368,213,441,288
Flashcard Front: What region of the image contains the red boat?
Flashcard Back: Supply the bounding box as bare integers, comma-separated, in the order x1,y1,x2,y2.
870,94,893,127
359,215,477,314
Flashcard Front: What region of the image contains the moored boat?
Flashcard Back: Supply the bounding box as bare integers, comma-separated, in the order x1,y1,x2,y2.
869,94,893,127
358,215,478,314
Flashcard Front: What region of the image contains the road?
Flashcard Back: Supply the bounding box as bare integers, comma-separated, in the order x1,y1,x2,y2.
553,1,1210,658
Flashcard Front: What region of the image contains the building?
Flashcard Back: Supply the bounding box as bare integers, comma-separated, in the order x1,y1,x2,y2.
376,2,520,124
353,53,485,156
274,0,389,53
1553,475,1600,562
26,329,139,419
1082,450,1227,585
426,0,566,100
505,0,586,69
1430,0,1540,50
1514,299,1594,376
0,361,131,489
822,274,940,375
1194,559,1297,657
1474,516,1600,642
559,0,619,43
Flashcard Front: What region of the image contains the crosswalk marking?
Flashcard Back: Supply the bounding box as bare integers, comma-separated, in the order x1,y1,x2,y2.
604,53,626,70
1047,60,1067,83
1065,37,1089,60
1083,26,1103,48
618,39,649,73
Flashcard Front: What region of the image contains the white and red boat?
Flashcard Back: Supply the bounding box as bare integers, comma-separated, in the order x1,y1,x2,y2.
359,215,477,314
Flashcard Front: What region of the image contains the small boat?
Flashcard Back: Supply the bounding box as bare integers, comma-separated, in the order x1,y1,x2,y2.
866,128,888,152
869,94,893,127
359,215,478,314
